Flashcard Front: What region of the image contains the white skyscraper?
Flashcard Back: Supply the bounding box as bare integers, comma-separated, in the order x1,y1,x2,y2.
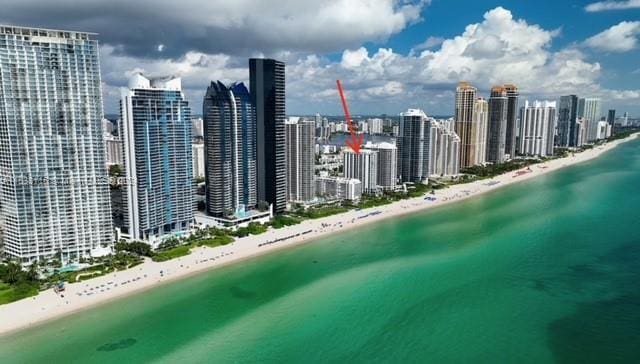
192,118,204,138
343,148,379,193
518,101,557,157
473,98,489,165
105,134,123,167
368,118,384,134
192,143,205,178
286,119,316,202
596,121,611,140
0,25,112,263
429,120,461,177
578,98,602,142
364,142,397,190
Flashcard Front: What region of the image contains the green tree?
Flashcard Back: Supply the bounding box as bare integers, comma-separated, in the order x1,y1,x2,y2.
109,164,124,177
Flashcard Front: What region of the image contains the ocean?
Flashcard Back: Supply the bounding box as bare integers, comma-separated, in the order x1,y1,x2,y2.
1,139,639,363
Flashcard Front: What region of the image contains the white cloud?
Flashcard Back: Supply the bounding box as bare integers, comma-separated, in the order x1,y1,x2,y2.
410,36,445,52
98,6,640,116
585,0,640,12
0,0,429,57
584,21,640,52
285,7,640,113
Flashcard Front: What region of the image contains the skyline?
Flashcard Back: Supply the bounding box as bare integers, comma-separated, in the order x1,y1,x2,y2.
0,1,639,116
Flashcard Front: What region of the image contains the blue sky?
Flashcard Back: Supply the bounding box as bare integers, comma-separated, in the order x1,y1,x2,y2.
1,0,639,116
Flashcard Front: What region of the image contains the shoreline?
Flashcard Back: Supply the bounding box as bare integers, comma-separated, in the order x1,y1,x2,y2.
1,133,637,337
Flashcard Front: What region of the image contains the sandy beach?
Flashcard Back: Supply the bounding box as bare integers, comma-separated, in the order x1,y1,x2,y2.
0,133,637,336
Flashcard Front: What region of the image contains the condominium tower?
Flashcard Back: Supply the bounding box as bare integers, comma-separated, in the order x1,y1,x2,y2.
504,84,519,159
473,98,489,165
397,109,431,183
578,98,602,142
487,87,509,163
120,74,193,243
557,95,579,147
518,100,557,157
203,81,257,217
286,119,315,202
344,148,378,193
429,120,461,177
0,25,112,263
364,142,397,190
607,109,616,127
454,82,477,168
250,58,287,213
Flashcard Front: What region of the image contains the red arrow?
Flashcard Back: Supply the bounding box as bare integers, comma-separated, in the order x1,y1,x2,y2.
336,80,364,154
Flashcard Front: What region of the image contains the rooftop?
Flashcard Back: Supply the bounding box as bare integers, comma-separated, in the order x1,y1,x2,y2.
0,24,96,38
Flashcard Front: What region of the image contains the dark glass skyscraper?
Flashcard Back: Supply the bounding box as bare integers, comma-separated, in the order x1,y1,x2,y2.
487,87,508,163
557,95,579,147
607,109,616,126
397,109,431,183
250,58,286,213
504,84,519,159
203,81,257,218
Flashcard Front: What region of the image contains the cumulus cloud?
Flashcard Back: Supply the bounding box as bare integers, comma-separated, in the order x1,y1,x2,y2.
585,0,640,12
584,21,640,52
95,6,639,115
410,36,445,52
285,7,639,114
4,3,637,114
0,0,428,57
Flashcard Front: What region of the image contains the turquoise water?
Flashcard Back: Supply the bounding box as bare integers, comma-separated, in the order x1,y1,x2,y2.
1,139,639,363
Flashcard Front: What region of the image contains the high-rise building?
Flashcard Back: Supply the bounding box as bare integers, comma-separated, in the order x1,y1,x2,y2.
557,95,579,147
454,82,477,168
344,148,378,193
397,109,431,183
120,74,193,243
203,81,257,218
192,118,204,138
596,121,611,140
250,58,287,213
192,143,205,178
607,109,616,127
0,25,112,263
487,87,508,163
473,98,489,165
518,100,557,157
286,119,315,202
103,119,115,135
368,118,384,134
429,120,461,177
105,134,123,167
578,97,602,142
504,84,519,159
364,142,397,190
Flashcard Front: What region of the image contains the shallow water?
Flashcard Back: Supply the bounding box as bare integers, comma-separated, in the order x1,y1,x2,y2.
1,140,639,363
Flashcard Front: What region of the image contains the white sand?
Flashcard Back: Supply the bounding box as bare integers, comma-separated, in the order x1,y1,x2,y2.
0,133,637,336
